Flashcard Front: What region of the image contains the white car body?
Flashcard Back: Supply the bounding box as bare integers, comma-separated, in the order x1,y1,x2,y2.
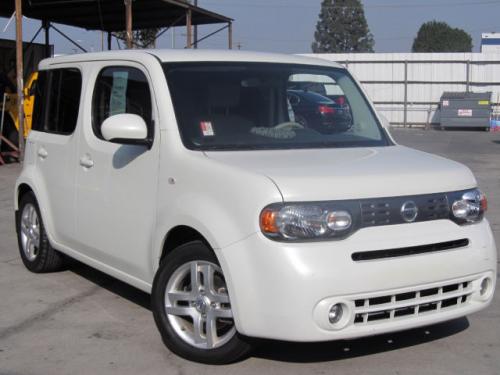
15,50,496,344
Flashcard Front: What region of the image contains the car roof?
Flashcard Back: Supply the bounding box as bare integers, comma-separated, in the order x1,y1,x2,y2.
39,49,344,69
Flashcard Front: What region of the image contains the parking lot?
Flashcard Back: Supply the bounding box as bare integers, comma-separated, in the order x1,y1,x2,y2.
0,128,499,375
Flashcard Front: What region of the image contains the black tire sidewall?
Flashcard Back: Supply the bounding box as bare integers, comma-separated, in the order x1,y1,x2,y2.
151,241,252,364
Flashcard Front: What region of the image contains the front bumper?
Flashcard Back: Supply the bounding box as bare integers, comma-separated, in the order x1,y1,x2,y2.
216,219,497,342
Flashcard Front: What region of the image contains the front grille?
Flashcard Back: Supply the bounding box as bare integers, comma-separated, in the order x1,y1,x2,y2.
353,280,473,325
351,239,469,261
359,193,450,227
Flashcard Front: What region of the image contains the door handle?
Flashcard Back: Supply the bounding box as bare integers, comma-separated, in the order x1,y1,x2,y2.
79,155,94,169
37,147,48,159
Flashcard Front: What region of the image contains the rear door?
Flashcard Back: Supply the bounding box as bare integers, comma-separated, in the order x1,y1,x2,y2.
28,67,82,248
74,62,160,281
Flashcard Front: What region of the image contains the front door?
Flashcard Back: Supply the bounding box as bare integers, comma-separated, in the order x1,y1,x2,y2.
74,63,160,281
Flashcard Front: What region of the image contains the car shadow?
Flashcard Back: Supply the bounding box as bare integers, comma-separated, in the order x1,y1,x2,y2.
492,140,500,144
69,260,151,311
252,318,469,363
67,260,470,364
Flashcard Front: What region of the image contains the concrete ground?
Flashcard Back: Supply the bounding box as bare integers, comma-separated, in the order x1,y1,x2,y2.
0,128,499,375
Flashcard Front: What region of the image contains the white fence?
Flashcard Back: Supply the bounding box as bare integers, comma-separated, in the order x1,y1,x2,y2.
305,53,500,126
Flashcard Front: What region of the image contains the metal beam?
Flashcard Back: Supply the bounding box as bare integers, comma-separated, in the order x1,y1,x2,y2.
124,0,133,49
43,20,50,57
228,21,232,50
15,0,24,161
186,8,192,48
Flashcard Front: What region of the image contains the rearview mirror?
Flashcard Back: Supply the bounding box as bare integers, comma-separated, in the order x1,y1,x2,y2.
101,113,151,148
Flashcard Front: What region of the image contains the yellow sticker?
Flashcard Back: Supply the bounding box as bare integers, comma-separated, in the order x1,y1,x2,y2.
478,100,490,105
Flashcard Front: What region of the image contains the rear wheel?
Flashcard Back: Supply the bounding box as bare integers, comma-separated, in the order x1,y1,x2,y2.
17,192,66,273
152,241,252,364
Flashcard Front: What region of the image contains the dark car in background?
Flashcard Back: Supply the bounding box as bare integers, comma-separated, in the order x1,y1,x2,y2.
287,89,353,133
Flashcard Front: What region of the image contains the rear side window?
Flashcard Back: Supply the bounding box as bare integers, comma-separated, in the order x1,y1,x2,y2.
92,66,153,140
31,68,82,135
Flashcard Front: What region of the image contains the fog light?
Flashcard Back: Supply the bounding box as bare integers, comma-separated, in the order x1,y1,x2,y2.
480,278,491,297
328,303,343,324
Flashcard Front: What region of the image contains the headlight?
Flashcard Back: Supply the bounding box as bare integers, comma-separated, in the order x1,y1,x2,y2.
260,204,353,241
450,189,487,224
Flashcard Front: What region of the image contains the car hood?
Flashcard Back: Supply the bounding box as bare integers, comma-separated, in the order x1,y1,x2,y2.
204,145,477,201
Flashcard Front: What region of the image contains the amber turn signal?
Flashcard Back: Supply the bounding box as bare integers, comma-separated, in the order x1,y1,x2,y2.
260,208,279,233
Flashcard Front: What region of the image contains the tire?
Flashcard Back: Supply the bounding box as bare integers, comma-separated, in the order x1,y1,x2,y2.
295,114,308,128
17,192,66,273
151,241,252,364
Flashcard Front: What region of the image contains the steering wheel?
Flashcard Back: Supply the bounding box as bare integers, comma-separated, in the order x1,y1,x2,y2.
273,122,304,130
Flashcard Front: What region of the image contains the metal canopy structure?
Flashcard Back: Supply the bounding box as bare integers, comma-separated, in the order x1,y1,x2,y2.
0,0,232,32
0,0,233,49
1,0,234,160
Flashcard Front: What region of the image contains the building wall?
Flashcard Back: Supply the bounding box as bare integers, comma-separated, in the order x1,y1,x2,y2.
304,53,500,126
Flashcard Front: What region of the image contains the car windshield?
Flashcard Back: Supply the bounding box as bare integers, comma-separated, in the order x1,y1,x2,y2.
164,62,391,151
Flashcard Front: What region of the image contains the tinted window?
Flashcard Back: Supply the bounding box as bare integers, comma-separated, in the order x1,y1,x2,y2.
92,66,153,139
165,63,389,151
31,69,82,135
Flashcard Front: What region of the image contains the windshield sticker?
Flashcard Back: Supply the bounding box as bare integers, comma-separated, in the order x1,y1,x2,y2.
109,71,129,116
200,121,215,136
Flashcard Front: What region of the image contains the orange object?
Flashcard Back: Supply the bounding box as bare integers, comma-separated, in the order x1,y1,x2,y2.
260,208,279,233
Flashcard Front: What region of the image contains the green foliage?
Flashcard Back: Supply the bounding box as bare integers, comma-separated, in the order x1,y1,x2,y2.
312,0,374,53
117,28,161,49
412,21,472,52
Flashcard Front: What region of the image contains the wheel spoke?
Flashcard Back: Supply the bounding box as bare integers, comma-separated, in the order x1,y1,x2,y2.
213,307,233,319
165,305,196,317
200,264,215,292
25,237,33,257
167,291,195,305
20,221,30,237
193,314,205,345
205,313,218,348
211,292,230,304
190,262,202,292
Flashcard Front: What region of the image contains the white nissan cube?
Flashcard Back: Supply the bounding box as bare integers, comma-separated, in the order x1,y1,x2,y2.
14,50,496,364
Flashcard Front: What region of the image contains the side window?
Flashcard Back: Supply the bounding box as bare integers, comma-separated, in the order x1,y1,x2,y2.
31,68,82,135
92,66,153,140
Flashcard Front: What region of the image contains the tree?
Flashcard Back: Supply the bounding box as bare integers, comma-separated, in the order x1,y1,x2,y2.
312,0,374,53
412,21,472,52
116,28,160,49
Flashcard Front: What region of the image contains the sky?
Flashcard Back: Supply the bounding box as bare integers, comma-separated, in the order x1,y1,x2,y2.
1,0,500,54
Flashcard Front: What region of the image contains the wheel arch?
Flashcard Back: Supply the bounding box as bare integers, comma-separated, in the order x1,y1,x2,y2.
159,225,215,265
15,182,34,211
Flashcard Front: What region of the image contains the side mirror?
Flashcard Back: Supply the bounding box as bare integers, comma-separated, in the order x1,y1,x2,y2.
101,113,151,148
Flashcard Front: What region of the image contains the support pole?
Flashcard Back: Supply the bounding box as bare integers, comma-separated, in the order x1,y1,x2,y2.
186,9,192,48
228,22,233,50
107,32,112,50
466,60,470,93
403,60,408,128
124,0,133,49
43,20,50,58
193,0,198,49
15,0,24,162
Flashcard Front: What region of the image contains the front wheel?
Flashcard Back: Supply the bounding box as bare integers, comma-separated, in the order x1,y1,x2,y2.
151,241,252,364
